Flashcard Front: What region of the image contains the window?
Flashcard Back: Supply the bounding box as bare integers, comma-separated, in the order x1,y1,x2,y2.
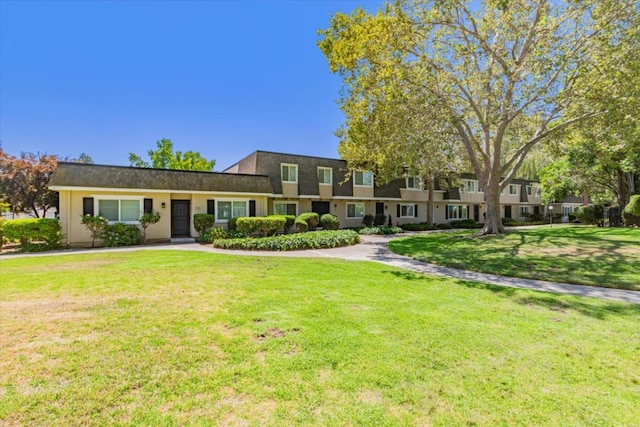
274,202,297,216
346,203,365,218
217,200,248,222
354,171,373,187
520,206,530,217
97,197,142,223
317,167,332,185
562,206,573,216
526,186,532,196
406,176,423,190
447,204,468,220
465,180,479,193
509,184,518,195
400,204,416,218
281,164,298,183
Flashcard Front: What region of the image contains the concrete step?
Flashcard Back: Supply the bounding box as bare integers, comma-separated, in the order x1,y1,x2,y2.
170,237,196,244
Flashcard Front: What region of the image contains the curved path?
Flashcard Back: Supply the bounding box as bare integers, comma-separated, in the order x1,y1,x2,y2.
3,234,638,305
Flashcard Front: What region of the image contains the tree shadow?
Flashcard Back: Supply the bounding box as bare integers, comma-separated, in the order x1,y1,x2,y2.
514,294,640,320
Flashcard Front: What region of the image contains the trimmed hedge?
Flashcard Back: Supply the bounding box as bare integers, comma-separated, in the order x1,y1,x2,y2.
295,218,308,233
358,226,404,235
320,213,340,230
236,216,286,237
1,218,62,252
362,214,375,227
449,219,482,229
100,223,141,247
399,222,436,231
194,214,215,238
297,212,320,231
269,214,295,233
213,230,360,251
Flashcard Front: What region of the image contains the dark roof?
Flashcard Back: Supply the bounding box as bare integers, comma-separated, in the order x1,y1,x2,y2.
49,162,273,194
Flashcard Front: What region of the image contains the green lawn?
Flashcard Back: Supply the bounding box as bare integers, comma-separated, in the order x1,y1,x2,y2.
1,250,639,425
388,226,640,290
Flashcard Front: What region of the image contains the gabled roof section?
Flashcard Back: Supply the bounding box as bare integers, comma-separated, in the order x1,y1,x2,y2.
49,162,274,194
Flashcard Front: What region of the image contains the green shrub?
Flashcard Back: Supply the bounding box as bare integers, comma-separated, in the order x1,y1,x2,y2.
436,223,453,229
399,222,435,231
201,226,227,243
623,195,640,226
297,212,319,231
295,218,308,233
358,226,404,235
139,211,161,244
194,214,215,239
1,218,62,252
236,216,286,237
99,223,141,247
228,217,239,231
81,214,109,248
362,214,374,227
320,213,340,230
449,219,482,228
268,214,295,233
213,230,360,251
574,205,605,227
374,213,386,226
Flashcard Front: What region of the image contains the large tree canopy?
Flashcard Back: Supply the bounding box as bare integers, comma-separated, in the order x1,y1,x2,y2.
129,139,216,172
319,0,637,234
0,149,59,218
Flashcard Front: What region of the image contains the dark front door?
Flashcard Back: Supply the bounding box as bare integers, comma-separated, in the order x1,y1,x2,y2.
171,200,191,237
474,204,480,222
376,202,385,215
504,205,512,219
311,201,330,217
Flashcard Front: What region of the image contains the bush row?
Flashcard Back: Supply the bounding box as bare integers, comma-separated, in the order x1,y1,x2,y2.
358,226,404,235
0,218,63,252
99,223,141,247
236,216,286,237
212,230,360,251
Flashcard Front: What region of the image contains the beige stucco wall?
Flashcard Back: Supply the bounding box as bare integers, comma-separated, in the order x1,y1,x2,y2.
318,184,332,199
460,192,485,204
400,189,429,202
282,182,298,198
353,186,374,199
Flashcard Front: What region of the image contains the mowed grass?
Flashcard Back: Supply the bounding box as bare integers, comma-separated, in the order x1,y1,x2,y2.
389,226,640,290
1,251,639,426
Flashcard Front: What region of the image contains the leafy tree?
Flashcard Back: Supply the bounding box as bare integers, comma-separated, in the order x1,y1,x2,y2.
139,211,161,244
319,0,637,234
81,214,108,248
129,139,215,171
0,148,59,218
76,153,94,164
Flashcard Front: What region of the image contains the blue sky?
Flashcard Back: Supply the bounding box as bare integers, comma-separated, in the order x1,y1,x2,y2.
0,1,381,170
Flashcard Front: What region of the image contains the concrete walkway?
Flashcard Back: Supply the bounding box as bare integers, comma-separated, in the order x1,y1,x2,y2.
3,234,638,305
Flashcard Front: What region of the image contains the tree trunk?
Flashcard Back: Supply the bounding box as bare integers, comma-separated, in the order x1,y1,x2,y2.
617,168,629,208
426,175,435,225
481,182,505,235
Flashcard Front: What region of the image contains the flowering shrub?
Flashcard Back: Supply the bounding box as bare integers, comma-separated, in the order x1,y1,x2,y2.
81,214,109,247
213,230,360,251
99,223,141,247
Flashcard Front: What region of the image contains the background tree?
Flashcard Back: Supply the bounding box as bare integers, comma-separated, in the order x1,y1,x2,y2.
76,153,94,164
129,139,215,171
0,149,59,218
319,0,637,234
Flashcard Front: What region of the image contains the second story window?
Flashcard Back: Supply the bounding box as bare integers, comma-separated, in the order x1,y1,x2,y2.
406,176,423,190
318,167,332,185
354,171,373,187
466,180,479,193
281,164,298,183
509,184,518,195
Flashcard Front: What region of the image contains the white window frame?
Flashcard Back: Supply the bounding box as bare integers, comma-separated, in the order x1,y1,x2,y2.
519,206,530,217
526,186,532,196
353,171,373,188
317,167,332,185
216,200,249,223
399,204,416,218
465,179,479,193
447,204,468,220
406,176,423,190
274,201,298,216
94,196,143,224
346,203,365,219
562,206,573,217
509,184,518,195
281,163,298,183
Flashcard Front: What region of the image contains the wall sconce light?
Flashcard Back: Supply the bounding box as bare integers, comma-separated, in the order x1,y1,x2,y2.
161,202,166,209
334,204,337,208
385,205,388,210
